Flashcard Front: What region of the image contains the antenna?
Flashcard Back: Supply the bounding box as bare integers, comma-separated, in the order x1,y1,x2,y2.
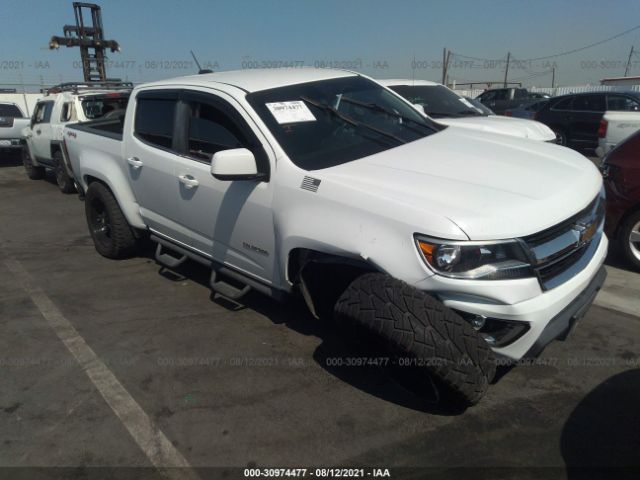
191,50,213,74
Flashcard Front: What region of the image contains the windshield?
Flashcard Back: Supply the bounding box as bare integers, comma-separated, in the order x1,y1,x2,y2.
81,94,129,120
0,104,23,118
388,85,485,118
247,76,438,170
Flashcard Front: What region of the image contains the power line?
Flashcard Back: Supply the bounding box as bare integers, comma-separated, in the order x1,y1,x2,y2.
451,24,640,63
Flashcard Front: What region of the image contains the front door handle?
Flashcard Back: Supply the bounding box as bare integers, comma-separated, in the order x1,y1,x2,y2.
178,174,199,189
127,157,143,170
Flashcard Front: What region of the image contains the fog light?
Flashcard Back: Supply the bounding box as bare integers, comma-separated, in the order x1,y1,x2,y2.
471,314,486,330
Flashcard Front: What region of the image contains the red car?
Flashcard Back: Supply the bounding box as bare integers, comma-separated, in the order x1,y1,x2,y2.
601,130,640,270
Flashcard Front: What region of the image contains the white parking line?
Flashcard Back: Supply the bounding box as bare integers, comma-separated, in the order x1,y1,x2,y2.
4,256,200,480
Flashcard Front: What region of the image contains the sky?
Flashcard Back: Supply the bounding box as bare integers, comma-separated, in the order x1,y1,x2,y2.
1,0,640,90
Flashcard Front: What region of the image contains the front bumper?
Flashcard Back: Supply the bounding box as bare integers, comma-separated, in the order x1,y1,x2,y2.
430,234,608,360
0,138,24,149
523,265,606,358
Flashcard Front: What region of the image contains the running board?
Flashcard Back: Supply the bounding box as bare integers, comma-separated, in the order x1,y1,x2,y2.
210,270,251,300
155,242,188,268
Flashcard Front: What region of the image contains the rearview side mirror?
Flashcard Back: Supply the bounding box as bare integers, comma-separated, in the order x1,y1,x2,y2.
413,103,426,115
211,148,265,181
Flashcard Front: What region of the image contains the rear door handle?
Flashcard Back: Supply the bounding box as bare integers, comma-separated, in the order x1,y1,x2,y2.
178,174,199,189
36,129,41,135
127,157,143,169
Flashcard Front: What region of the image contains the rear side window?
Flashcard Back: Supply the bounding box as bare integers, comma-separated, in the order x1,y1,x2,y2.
135,98,176,149
0,104,23,117
572,95,605,112
186,101,248,161
513,89,527,99
607,95,640,111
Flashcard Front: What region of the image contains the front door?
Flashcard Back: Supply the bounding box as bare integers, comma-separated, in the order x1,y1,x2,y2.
28,101,54,163
171,89,277,284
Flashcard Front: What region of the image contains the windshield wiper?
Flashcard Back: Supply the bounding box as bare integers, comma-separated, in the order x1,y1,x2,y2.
299,96,407,145
339,96,434,135
457,110,483,117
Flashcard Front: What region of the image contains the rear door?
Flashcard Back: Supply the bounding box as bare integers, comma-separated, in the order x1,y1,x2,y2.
570,94,606,145
124,90,191,245
28,101,55,163
170,89,277,283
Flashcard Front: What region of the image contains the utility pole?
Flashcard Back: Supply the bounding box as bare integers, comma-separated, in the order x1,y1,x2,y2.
503,52,511,87
624,45,635,77
551,66,555,88
442,48,452,85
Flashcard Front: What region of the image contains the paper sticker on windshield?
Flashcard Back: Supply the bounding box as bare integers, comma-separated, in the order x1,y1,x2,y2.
266,101,316,124
458,98,475,108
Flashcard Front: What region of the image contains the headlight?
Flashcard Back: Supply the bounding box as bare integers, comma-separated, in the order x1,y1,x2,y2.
415,235,533,280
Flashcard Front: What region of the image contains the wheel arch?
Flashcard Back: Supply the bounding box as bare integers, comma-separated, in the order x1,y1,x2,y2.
287,247,379,318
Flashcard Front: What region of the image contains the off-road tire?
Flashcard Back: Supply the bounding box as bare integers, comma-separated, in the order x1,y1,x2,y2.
53,150,76,194
334,273,496,406
85,182,137,259
22,146,45,180
618,210,640,271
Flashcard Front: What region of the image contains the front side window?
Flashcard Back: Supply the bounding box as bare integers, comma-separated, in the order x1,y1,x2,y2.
33,102,54,124
551,97,574,111
134,98,176,149
247,76,437,171
186,101,248,161
389,85,483,118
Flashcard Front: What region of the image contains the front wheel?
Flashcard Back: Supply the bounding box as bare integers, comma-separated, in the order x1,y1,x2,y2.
22,146,45,180
85,182,137,259
54,151,76,194
618,211,640,271
553,127,568,146
334,273,496,406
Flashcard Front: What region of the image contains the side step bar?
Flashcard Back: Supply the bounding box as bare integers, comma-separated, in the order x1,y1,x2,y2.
149,234,286,302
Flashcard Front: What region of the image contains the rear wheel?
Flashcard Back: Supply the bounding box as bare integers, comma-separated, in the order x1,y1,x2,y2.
618,211,640,271
53,150,76,194
22,146,45,180
334,273,496,406
85,182,137,259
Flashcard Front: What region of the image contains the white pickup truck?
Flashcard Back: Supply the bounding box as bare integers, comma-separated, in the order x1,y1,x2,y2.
378,79,557,142
22,82,132,192
0,102,30,156
64,69,607,405
596,110,640,158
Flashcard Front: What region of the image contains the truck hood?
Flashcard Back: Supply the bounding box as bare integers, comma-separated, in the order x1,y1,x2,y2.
434,115,556,142
322,127,602,240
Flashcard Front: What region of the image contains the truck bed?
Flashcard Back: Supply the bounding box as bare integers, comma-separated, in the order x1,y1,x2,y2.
67,116,125,140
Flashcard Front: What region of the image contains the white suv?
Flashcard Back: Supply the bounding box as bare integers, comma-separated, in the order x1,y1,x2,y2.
23,82,131,192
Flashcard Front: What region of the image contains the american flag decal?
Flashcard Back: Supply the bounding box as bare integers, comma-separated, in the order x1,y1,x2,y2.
301,176,321,192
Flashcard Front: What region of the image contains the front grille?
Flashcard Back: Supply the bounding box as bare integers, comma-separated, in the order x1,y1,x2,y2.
523,191,604,291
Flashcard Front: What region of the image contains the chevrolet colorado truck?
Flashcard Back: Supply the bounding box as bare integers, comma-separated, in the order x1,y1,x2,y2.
23,82,132,193
378,79,556,142
63,69,608,405
0,102,30,157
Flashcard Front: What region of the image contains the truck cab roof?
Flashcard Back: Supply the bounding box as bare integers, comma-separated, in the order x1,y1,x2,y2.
139,67,359,94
